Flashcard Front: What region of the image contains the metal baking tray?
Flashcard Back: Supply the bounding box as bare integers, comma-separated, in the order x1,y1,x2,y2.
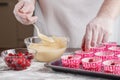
45,59,120,79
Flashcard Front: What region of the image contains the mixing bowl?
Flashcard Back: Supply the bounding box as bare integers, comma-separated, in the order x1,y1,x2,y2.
24,36,68,62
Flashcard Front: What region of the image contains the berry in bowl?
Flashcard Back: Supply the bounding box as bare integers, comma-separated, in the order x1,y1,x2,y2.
1,48,36,70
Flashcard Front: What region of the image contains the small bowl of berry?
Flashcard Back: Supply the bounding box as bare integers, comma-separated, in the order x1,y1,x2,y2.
1,48,36,70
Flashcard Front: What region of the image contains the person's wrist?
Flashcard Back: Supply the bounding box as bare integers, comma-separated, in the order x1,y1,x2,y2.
94,16,114,25
96,13,117,20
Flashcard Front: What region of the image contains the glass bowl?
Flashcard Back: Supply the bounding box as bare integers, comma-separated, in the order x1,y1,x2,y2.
24,36,68,62
1,48,36,70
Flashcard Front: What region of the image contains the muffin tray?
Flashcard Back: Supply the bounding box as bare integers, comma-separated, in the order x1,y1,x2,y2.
45,59,120,79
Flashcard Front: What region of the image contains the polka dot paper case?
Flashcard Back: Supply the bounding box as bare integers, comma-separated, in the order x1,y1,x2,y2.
61,42,120,75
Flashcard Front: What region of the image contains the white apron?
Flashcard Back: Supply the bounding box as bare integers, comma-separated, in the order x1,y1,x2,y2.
34,0,120,48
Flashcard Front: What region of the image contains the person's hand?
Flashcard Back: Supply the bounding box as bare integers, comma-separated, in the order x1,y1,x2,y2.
82,17,114,51
13,0,38,25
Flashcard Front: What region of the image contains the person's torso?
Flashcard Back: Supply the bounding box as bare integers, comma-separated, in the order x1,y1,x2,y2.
35,0,104,48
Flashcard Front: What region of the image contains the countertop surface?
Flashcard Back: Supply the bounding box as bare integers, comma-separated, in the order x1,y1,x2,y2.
0,58,109,80
0,48,110,80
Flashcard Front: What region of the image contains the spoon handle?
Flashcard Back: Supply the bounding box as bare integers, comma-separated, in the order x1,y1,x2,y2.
33,24,54,42
33,24,41,35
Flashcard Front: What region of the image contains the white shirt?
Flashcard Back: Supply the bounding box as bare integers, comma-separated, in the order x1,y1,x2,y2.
35,0,120,48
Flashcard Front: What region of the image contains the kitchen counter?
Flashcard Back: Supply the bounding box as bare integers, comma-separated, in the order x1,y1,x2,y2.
0,58,109,80
0,48,109,80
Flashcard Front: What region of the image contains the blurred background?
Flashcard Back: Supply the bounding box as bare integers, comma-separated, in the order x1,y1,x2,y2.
0,0,34,52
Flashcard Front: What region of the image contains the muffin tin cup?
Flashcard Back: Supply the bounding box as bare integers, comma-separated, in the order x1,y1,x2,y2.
116,54,120,60
102,42,117,49
61,55,81,69
75,50,94,58
103,60,120,75
108,46,120,56
103,65,120,75
94,51,115,61
90,45,106,53
75,50,94,65
81,57,102,72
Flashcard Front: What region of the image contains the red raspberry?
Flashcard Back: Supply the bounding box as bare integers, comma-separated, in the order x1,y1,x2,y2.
10,63,16,69
25,52,29,55
17,52,24,57
27,53,34,60
25,60,31,67
17,58,23,65
5,57,12,64
89,59,93,62
8,53,13,56
111,63,115,65
68,56,72,59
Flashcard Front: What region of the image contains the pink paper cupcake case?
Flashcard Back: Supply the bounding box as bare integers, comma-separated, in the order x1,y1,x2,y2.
103,60,120,75
82,57,102,72
75,50,94,58
90,45,106,52
94,51,115,61
61,55,81,69
108,46,120,56
102,42,117,49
